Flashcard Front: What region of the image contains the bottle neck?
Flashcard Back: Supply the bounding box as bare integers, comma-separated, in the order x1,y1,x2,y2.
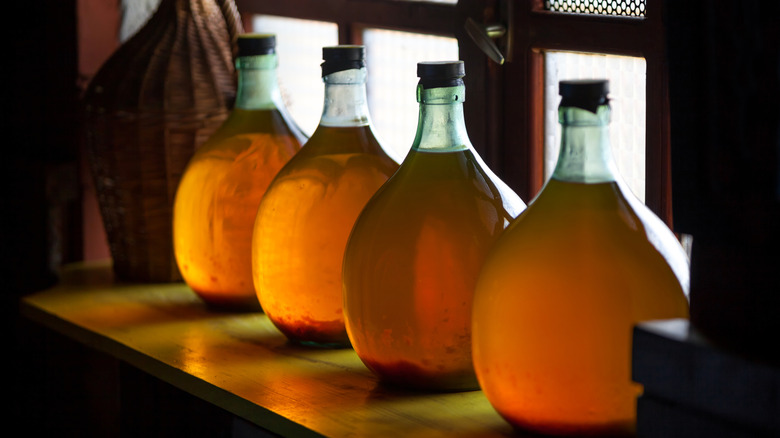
234,54,282,110
552,104,618,183
319,68,372,127
412,84,470,152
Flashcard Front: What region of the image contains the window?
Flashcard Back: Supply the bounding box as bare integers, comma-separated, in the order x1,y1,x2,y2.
251,15,339,135
238,0,460,163
500,0,670,222
363,28,458,159
235,0,671,223
544,51,647,202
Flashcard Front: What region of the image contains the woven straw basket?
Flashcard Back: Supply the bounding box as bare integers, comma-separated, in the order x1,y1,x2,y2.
83,0,242,282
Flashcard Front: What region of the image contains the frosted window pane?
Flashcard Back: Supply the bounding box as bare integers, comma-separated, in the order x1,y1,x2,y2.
364,28,459,162
252,15,339,136
544,51,647,202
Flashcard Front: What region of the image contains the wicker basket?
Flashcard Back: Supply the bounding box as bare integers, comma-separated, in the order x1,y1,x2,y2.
83,0,242,282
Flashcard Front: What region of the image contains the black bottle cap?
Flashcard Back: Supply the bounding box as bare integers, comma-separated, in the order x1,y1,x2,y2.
237,34,276,57
321,45,366,77
417,61,465,89
559,79,610,112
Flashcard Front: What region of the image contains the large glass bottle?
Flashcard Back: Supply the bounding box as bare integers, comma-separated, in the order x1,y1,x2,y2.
252,46,399,346
472,80,690,435
342,61,526,390
173,34,306,310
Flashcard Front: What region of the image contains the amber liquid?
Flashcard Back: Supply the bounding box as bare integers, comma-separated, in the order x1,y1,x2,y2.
473,178,689,436
173,108,303,310
343,148,520,390
252,125,398,346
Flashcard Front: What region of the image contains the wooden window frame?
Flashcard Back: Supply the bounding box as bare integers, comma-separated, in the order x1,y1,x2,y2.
235,0,457,40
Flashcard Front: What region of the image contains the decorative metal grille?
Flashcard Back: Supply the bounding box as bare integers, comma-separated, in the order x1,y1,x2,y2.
545,0,646,17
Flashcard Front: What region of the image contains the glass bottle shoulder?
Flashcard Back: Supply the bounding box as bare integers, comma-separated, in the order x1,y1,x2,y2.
273,124,398,180
488,177,690,298
502,178,654,243
354,147,523,230
303,124,385,154
192,108,305,159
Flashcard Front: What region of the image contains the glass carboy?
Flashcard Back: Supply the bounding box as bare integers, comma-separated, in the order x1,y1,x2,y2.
173,34,305,310
343,61,525,390
472,80,690,435
252,46,399,346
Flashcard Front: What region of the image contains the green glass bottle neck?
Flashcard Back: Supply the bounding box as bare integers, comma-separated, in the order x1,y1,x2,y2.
551,104,619,183
319,68,372,127
412,85,470,152
234,54,282,110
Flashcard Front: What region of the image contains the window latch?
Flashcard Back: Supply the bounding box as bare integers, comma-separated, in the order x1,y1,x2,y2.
464,17,507,65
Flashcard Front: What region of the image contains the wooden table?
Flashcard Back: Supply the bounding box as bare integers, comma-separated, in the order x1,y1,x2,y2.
20,262,515,437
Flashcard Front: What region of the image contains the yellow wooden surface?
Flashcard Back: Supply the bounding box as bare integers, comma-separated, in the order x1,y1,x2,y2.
20,262,515,437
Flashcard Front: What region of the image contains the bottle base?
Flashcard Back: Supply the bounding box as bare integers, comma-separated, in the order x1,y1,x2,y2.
293,339,352,349
273,321,351,349
362,357,480,392
194,292,264,313
500,411,635,437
